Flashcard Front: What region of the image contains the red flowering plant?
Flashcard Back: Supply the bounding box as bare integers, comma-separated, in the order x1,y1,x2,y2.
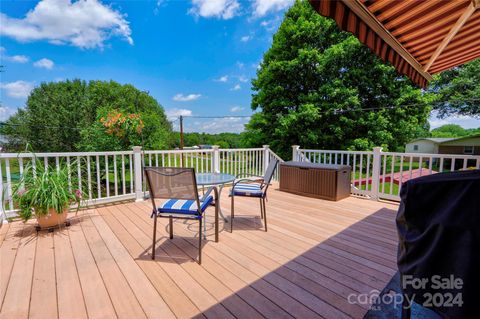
100,110,144,139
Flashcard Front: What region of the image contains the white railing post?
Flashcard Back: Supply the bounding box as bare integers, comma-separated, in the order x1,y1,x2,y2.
370,147,383,201
263,145,270,175
292,145,300,161
212,145,220,173
133,146,143,201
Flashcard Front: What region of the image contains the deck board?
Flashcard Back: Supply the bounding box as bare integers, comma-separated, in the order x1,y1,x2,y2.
0,184,399,319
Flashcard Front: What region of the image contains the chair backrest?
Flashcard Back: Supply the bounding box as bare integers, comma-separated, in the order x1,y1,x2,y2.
264,158,279,187
144,167,200,207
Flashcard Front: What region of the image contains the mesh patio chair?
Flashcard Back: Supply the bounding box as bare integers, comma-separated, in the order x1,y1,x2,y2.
144,167,219,264
230,158,279,232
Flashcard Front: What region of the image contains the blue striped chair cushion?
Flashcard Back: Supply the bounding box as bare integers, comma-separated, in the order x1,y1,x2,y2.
158,195,213,216
231,183,263,197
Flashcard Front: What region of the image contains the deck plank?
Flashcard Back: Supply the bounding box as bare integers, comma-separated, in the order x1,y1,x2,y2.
54,228,88,319
68,217,118,319
29,232,57,319
0,223,10,247
0,226,36,319
79,210,147,319
0,222,24,309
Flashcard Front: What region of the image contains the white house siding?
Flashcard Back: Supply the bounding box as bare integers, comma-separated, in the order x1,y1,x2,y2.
405,140,438,153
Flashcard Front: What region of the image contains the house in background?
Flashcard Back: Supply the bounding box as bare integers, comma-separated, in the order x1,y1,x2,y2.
406,135,480,155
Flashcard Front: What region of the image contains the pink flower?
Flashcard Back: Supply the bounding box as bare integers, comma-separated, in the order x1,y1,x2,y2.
74,189,82,199
17,189,26,197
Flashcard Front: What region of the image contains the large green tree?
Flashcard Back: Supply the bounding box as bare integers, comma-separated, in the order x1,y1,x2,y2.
243,0,432,158
1,80,173,152
429,59,480,118
431,124,480,138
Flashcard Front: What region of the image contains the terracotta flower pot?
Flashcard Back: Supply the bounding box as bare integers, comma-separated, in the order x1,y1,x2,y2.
36,208,68,229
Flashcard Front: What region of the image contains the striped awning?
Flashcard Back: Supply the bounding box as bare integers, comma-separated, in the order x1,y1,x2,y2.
309,0,480,88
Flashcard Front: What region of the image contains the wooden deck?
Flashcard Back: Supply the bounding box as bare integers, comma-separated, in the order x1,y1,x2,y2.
0,184,399,319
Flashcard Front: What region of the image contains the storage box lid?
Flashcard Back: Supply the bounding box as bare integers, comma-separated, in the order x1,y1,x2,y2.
281,161,350,171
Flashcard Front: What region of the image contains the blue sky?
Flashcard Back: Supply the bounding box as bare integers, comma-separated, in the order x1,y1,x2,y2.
1,0,479,133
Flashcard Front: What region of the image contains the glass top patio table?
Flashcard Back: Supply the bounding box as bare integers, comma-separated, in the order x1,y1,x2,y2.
196,173,235,185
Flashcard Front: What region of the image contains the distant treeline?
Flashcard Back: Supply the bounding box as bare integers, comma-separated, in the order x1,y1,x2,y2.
172,132,244,149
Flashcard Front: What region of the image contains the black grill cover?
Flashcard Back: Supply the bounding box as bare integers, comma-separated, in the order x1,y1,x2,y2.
396,169,480,318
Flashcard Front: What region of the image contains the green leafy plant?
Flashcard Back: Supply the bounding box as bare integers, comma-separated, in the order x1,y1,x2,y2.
12,158,85,222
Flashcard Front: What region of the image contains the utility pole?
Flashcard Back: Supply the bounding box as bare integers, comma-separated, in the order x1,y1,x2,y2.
180,115,184,167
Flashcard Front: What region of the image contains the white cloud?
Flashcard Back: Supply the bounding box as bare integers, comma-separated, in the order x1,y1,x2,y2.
429,112,480,130
253,0,294,17
237,75,248,83
0,80,34,98
240,35,251,42
260,17,281,32
230,106,244,112
189,0,240,20
0,47,29,63
230,84,241,91
0,0,133,49
172,93,201,102
215,75,229,82
166,108,193,120
0,106,17,121
10,55,30,63
236,61,244,69
33,58,55,69
195,116,249,133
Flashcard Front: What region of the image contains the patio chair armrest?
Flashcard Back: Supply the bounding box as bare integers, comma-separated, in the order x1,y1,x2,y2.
200,186,219,202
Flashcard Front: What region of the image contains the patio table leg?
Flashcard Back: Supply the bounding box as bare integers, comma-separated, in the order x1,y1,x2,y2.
204,183,228,239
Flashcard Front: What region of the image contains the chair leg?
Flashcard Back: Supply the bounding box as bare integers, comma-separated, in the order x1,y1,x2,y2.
262,197,267,232
152,214,157,260
230,194,234,233
198,218,202,264
169,215,173,239
259,198,264,219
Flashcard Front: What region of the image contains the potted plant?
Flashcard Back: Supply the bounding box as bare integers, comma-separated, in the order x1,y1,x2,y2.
12,159,83,229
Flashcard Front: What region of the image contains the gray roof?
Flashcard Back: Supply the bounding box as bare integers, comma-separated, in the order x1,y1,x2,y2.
408,137,456,144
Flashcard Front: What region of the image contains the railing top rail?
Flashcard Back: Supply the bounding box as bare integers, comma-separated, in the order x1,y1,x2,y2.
219,148,264,152
299,149,373,155
268,149,284,162
143,149,214,154
0,150,134,158
381,151,480,159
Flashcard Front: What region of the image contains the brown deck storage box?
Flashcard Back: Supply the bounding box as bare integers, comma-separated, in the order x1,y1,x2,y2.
279,161,351,201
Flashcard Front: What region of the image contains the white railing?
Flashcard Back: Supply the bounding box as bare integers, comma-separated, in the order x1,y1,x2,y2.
0,150,136,219
294,146,480,201
0,145,283,220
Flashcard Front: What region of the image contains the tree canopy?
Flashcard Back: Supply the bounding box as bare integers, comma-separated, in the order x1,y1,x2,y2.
1,80,173,152
243,0,432,158
429,59,480,118
430,124,480,138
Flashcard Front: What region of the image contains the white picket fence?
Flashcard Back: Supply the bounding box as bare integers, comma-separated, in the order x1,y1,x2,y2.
0,145,282,222
293,146,480,201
